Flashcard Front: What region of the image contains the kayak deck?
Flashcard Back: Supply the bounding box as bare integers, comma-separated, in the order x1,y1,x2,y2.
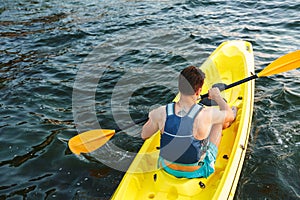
111,40,255,200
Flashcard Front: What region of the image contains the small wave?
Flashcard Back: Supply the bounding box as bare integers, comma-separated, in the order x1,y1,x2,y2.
34,30,89,48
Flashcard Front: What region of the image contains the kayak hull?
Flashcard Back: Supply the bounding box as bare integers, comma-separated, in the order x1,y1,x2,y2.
111,40,255,200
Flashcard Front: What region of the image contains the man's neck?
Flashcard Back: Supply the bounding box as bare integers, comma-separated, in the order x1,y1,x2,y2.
177,94,197,116
178,94,197,106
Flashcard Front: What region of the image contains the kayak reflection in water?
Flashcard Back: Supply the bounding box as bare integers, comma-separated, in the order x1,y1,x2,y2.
141,66,237,178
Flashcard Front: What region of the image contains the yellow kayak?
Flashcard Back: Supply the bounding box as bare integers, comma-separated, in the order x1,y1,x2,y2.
111,40,255,200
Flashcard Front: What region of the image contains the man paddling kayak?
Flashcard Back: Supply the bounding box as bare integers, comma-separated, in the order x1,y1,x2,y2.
141,66,236,178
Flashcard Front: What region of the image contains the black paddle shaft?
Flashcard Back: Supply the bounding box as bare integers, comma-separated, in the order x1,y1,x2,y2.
200,74,258,99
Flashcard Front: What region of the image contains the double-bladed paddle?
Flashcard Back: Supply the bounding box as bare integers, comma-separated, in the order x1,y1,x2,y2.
68,50,300,155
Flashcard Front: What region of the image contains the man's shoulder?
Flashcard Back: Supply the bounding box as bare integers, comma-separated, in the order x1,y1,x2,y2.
196,106,220,120
152,105,166,115
149,105,166,118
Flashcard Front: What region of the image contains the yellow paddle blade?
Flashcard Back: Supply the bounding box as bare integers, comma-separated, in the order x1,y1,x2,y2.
68,129,115,155
258,50,300,77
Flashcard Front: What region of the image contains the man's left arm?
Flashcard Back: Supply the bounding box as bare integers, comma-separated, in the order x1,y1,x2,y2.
141,108,161,140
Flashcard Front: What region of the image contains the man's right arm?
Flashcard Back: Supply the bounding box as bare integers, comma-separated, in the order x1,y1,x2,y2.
208,87,235,125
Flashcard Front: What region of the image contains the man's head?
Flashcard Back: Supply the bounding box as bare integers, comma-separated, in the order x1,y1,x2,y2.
178,66,205,95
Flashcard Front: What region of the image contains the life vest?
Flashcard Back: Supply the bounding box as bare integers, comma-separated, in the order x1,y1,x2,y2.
160,102,208,164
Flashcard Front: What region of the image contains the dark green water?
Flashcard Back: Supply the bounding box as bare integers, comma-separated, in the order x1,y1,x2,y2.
0,0,299,199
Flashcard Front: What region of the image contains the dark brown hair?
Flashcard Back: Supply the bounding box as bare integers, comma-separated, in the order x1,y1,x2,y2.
178,66,205,95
